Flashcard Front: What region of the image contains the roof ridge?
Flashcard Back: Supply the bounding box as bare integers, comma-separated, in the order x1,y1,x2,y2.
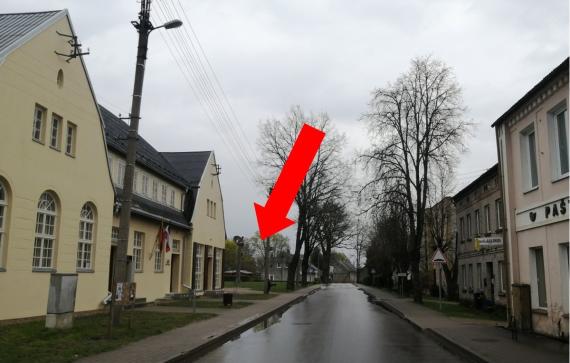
0,10,62,16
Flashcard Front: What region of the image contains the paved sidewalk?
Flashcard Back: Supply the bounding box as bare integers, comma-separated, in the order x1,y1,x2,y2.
78,286,320,363
359,284,568,363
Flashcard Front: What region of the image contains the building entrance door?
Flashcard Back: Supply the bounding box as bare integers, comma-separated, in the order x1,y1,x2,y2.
170,254,180,293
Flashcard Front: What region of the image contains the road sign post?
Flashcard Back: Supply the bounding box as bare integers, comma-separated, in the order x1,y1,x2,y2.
431,248,447,311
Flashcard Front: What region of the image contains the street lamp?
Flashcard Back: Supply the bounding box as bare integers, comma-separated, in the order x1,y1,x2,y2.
112,0,182,326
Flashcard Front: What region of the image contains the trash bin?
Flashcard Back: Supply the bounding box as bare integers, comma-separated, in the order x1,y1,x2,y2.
223,293,233,307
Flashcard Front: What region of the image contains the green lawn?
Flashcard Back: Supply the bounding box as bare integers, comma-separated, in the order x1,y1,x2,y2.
224,280,294,293
0,311,215,363
422,300,507,322
162,299,252,309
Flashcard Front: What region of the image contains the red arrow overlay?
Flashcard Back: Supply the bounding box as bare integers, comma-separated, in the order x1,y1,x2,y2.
254,123,326,239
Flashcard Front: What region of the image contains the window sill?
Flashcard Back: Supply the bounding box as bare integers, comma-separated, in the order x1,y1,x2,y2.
49,145,61,152
32,138,44,145
77,269,94,273
32,268,56,273
532,308,548,315
135,270,143,273
65,152,75,158
523,186,539,195
154,270,164,273
551,174,569,184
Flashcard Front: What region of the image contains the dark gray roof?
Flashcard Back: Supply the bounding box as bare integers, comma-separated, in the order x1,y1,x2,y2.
161,151,212,187
0,11,62,56
116,188,190,230
99,105,189,188
452,163,498,201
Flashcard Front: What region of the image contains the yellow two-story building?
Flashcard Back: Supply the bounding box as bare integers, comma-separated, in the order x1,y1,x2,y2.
0,10,115,320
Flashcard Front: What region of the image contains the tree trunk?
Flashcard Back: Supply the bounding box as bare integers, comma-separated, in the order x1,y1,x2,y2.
287,218,304,290
321,250,331,284
301,248,310,286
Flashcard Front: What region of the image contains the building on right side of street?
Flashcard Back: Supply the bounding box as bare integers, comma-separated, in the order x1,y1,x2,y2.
454,164,507,307
493,57,569,338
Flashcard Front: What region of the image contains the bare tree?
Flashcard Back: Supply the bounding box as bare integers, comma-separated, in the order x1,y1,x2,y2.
361,56,469,302
258,106,345,290
314,199,352,284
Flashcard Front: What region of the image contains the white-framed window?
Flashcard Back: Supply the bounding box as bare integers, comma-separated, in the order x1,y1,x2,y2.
474,209,480,235
133,172,139,193
549,106,569,180
530,247,547,308
77,203,95,270
152,180,158,200
0,180,7,269
459,217,465,241
466,214,472,239
560,243,569,313
213,202,216,219
154,248,163,272
118,161,126,187
520,124,539,191
142,175,149,196
484,204,491,233
194,244,203,290
133,231,144,272
161,185,167,204
180,193,185,210
172,239,180,253
65,122,77,156
495,199,503,230
207,199,210,217
215,248,222,289
32,105,45,142
111,226,119,245
170,190,175,207
476,263,482,290
50,114,62,149
33,192,57,269
498,260,506,293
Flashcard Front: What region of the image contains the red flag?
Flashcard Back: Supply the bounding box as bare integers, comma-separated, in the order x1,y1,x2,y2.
164,226,171,253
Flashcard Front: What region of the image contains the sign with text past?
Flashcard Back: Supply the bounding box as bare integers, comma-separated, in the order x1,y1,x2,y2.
515,195,569,232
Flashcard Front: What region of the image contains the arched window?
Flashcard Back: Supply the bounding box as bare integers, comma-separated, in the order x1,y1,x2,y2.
0,181,7,268
77,204,95,270
33,192,57,269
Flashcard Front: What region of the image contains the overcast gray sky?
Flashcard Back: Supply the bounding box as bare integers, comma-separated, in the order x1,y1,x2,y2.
4,0,568,252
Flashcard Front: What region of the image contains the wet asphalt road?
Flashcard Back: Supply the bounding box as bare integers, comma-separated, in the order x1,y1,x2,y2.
196,284,462,363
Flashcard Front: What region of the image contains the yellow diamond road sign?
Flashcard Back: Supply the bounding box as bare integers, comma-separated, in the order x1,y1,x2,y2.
431,248,447,264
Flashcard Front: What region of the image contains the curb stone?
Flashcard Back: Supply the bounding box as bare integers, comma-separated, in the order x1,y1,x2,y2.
359,286,489,363
164,287,321,363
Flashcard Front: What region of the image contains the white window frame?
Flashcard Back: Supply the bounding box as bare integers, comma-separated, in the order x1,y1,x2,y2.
520,124,539,192
133,171,139,194
161,185,167,204
466,214,471,239
170,190,175,207
32,105,45,142
77,204,95,270
142,174,149,196
33,192,57,269
152,180,158,200
154,248,163,272
484,204,491,233
474,209,480,235
133,231,144,272
118,161,126,187
50,114,61,150
65,122,76,156
459,217,465,241
0,181,7,269
530,247,548,309
549,105,569,180
111,226,119,245
476,263,482,291
194,244,203,291
495,199,503,230
215,248,222,289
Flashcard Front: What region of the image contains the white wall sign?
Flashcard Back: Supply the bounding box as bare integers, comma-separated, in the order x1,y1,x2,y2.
474,237,503,251
515,196,569,231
